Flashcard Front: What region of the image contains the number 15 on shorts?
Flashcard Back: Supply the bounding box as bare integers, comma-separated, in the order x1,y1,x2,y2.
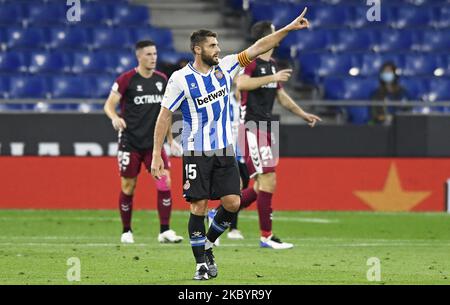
185,164,197,179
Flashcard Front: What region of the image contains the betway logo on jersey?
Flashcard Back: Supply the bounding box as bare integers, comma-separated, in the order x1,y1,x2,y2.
134,95,163,105
195,87,226,108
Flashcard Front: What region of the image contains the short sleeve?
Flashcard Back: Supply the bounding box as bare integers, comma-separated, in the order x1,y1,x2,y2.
112,73,130,97
220,54,243,79
243,60,257,77
161,71,185,112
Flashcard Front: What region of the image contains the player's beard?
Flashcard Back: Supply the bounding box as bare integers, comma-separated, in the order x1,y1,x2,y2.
201,52,219,67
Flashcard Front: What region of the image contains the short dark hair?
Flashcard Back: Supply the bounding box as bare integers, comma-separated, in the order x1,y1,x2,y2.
251,21,274,42
190,30,217,54
135,40,156,51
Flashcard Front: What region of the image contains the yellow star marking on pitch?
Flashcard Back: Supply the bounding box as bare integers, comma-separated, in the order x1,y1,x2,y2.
353,163,431,211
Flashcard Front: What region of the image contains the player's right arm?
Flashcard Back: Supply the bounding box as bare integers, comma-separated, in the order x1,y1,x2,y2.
236,68,292,91
151,72,184,179
240,7,309,64
104,91,126,131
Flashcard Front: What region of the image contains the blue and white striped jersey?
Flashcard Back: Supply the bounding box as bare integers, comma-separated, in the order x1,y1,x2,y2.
161,54,243,152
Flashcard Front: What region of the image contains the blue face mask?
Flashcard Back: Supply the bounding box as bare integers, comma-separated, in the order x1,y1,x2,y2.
381,71,395,83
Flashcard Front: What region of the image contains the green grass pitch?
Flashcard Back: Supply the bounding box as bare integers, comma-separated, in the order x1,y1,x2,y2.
0,209,449,284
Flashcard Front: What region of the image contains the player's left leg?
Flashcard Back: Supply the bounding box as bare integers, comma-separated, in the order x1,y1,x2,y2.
257,172,293,250
145,148,182,243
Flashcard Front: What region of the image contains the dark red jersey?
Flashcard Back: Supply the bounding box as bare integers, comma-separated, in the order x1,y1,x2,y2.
112,68,167,151
241,58,282,122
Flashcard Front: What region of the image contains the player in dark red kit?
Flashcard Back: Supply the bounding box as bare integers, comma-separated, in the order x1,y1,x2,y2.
104,40,183,244
236,21,321,249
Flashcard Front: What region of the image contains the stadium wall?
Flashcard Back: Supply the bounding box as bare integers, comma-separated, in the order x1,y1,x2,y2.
2,114,450,157
0,157,448,211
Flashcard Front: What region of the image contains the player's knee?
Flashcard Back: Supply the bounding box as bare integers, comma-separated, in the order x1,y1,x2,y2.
121,178,137,195
155,174,171,191
258,173,276,193
190,200,208,216
221,195,240,213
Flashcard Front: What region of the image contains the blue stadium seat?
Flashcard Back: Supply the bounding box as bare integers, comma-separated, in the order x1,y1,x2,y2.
0,52,27,73
158,51,193,65
373,30,415,52
29,51,71,74
309,5,351,27
0,77,9,99
435,6,450,28
49,27,90,50
0,3,24,26
402,54,439,76
285,29,329,55
250,3,276,23
428,79,450,102
131,27,174,51
26,3,66,26
9,76,48,98
6,27,47,49
50,76,92,98
329,29,374,52
419,30,450,52
393,5,432,28
107,52,137,74
299,53,357,84
111,5,150,26
89,75,116,98
91,27,133,49
79,3,111,25
72,52,108,74
399,77,429,101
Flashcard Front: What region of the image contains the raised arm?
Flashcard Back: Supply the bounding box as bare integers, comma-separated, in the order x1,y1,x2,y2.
243,7,309,63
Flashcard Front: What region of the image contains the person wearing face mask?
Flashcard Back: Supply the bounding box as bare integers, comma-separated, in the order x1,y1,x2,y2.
370,62,409,125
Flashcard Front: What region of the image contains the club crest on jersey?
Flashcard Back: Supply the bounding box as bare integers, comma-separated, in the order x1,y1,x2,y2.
190,82,197,89
214,69,224,80
271,66,277,74
137,85,143,92
155,81,163,92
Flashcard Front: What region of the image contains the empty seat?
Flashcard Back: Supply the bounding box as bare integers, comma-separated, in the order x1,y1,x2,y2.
72,52,108,74
6,27,47,49
309,5,351,27
419,30,450,52
0,77,9,99
131,27,174,51
50,76,92,98
29,51,71,73
111,5,150,26
399,77,430,100
49,27,90,50
91,27,133,49
393,5,433,28
26,3,66,26
0,3,24,26
428,79,450,102
9,76,48,98
158,51,193,65
89,75,116,98
107,52,137,74
402,54,440,76
329,29,374,52
0,52,27,73
373,30,416,52
79,3,111,25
